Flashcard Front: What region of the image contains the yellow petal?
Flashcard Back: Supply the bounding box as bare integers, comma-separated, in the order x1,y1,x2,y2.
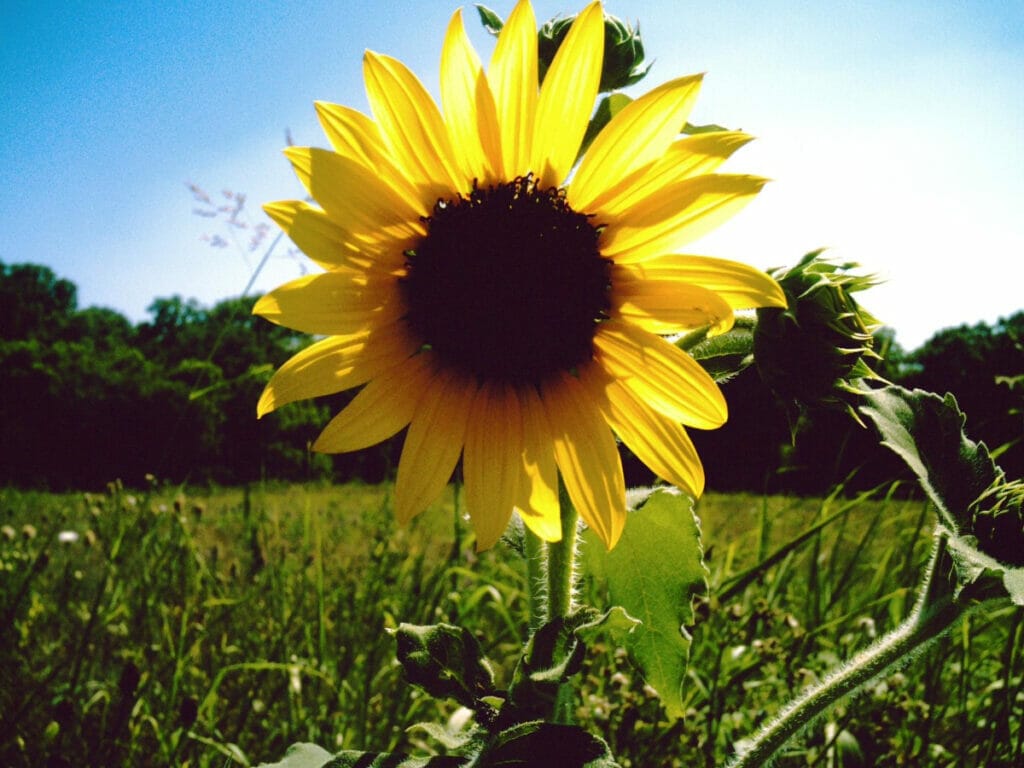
252,270,402,336
312,352,434,453
581,365,704,497
600,174,768,263
611,263,736,335
262,200,404,273
489,0,538,178
257,322,419,417
541,371,626,550
363,51,465,195
441,9,503,184
394,369,476,525
593,131,755,217
315,101,386,167
531,1,603,187
568,74,704,211
515,383,561,541
314,101,427,215
593,320,727,429
463,382,521,550
283,147,425,243
617,254,787,310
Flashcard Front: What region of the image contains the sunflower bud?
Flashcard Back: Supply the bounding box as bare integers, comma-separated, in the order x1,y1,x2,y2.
539,12,651,91
972,479,1024,568
754,250,882,415
477,5,651,92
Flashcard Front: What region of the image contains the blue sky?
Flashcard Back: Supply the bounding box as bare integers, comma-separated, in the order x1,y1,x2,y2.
2,0,1022,351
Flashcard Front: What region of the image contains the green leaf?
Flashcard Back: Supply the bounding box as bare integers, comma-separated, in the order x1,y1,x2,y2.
474,5,504,36
861,385,1024,604
323,752,468,768
859,385,1000,533
477,721,618,767
255,743,332,768
505,610,594,722
574,605,641,646
408,720,482,752
580,488,708,719
394,623,496,709
684,324,755,383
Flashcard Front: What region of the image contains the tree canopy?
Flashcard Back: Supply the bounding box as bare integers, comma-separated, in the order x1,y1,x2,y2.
1,260,1020,491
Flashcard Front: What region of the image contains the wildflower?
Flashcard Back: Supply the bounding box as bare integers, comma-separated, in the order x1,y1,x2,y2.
256,0,784,550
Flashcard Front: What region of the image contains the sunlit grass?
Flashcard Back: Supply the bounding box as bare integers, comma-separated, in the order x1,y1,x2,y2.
2,481,1020,767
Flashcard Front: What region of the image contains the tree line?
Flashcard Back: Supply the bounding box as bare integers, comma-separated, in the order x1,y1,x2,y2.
2,260,1021,493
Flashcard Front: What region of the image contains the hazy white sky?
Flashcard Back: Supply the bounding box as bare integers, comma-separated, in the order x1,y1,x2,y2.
2,0,1022,351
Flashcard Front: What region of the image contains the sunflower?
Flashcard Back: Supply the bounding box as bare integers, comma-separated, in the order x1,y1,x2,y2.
255,0,785,551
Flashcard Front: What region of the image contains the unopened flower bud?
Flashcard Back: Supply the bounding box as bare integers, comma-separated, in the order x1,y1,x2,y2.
538,12,650,92
478,5,651,92
972,479,1024,567
754,250,882,415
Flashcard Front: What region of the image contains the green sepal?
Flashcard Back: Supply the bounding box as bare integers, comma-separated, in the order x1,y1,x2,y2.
683,121,732,135
474,721,618,767
394,623,497,709
580,487,708,719
474,5,504,36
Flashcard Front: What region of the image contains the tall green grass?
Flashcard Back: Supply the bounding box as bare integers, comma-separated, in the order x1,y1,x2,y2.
2,481,1020,767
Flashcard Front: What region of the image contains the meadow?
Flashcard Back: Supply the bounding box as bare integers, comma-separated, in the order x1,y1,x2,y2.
2,480,1021,767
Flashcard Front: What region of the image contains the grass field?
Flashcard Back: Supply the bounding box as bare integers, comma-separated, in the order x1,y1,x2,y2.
2,480,1021,767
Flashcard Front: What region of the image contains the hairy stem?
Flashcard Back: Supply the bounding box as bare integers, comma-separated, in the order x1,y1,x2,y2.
523,527,546,633
547,480,579,622
728,537,963,768
547,478,580,724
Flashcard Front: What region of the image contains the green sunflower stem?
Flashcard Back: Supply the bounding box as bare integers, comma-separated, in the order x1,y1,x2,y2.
726,537,971,768
547,480,580,622
547,478,580,724
523,527,547,633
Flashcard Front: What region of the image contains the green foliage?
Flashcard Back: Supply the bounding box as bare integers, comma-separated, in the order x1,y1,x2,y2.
860,387,999,535
0,261,78,339
0,263,336,487
3,260,1021,497
395,623,496,709
581,488,707,720
906,311,1024,477
1,483,1021,767
387,611,625,766
861,385,1024,604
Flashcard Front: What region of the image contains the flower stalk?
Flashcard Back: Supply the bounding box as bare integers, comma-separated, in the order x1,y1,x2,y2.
547,479,580,623
727,535,1007,768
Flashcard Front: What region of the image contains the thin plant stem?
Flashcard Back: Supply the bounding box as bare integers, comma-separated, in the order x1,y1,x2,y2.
547,478,579,623
727,537,989,768
524,527,547,633
546,477,580,724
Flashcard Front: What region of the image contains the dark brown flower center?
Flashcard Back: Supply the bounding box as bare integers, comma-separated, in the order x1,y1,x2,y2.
400,176,611,385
